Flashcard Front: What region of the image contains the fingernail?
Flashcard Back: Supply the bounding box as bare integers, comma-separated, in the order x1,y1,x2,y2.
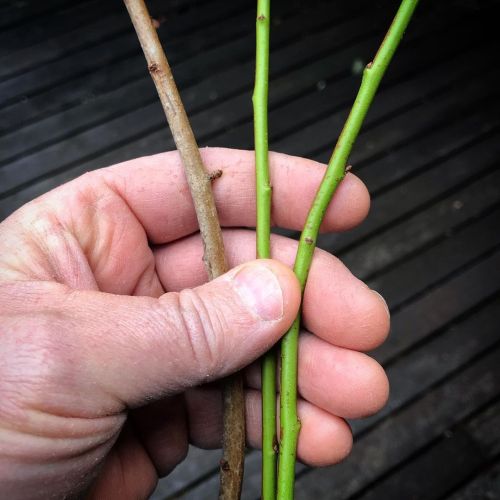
232,263,284,321
371,290,390,318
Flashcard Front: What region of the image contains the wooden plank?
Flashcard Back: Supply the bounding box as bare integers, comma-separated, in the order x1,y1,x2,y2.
1,0,366,132
373,252,500,364
0,0,210,80
0,0,492,131
318,127,500,259
355,291,500,434
270,13,498,161
309,296,500,494
354,401,500,500
339,168,500,280
0,1,120,55
0,0,364,133
6,65,500,204
444,458,500,500
369,205,500,309
211,16,490,150
0,35,386,186
356,432,485,500
271,51,500,245
0,17,129,81
167,449,268,499
0,4,376,164
0,0,259,134
0,0,80,30
312,103,500,262
0,0,253,107
0,10,389,200
294,62,498,165
0,0,483,151
0,11,489,214
217,0,499,152
357,101,500,196
268,94,500,249
3,0,480,135
293,346,500,499
0,0,204,53
151,447,221,499
345,91,500,172
1,0,478,133
468,401,500,461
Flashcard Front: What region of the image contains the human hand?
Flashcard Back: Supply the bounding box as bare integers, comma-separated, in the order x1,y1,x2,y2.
0,148,389,499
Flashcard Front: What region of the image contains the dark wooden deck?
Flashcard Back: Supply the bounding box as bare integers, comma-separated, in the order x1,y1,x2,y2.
1,0,500,498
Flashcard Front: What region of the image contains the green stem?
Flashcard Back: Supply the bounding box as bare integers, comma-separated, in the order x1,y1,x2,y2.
277,1,419,498
252,0,275,498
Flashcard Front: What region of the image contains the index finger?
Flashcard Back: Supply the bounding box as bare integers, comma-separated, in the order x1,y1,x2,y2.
99,147,370,244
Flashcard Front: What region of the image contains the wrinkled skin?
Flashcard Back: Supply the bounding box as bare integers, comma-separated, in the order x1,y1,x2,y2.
0,149,389,499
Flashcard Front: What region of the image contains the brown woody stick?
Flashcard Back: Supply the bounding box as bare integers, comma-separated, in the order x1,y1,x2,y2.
124,1,245,497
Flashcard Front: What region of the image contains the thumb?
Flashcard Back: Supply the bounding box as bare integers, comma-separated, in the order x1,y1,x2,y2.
37,260,300,409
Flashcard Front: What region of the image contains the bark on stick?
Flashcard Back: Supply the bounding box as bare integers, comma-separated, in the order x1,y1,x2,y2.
124,1,245,497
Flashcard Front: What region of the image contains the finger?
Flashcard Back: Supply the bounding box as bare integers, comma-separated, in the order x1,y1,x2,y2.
155,229,390,351
185,387,352,467
2,261,299,413
246,391,353,467
131,396,188,477
95,148,370,243
245,333,390,419
87,424,158,500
